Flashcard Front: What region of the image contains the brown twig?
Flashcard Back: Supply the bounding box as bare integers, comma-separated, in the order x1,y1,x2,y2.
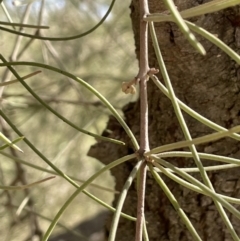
135,0,150,240
0,71,41,86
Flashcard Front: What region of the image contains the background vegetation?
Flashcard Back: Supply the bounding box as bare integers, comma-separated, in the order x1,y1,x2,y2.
0,0,136,240
2,0,240,240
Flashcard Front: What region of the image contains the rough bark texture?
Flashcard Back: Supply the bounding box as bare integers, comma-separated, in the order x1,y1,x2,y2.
89,1,240,240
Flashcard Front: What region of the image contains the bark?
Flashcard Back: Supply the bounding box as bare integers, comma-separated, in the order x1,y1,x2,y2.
89,1,240,240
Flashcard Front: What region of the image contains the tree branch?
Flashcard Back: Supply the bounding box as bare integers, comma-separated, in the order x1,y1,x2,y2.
135,0,150,240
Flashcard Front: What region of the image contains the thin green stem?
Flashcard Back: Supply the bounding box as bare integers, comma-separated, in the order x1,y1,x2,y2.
0,55,124,146
0,133,23,152
157,151,240,165
186,21,240,65
1,1,15,30
152,161,240,204
0,151,118,193
43,154,137,241
0,59,139,149
151,156,240,222
154,163,239,172
145,0,240,22
146,125,240,155
109,161,142,241
150,75,240,141
149,21,239,240
143,220,149,241
0,109,135,220
149,164,201,241
162,0,205,55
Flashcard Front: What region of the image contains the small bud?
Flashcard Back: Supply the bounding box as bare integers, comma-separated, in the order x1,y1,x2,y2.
121,80,136,94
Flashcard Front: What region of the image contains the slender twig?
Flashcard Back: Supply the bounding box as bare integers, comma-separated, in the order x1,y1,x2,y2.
0,151,119,193
0,71,41,86
109,161,142,241
135,0,150,240
0,176,55,190
135,161,148,241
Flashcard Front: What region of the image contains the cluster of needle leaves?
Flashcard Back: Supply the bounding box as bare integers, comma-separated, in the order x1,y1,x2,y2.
1,0,240,241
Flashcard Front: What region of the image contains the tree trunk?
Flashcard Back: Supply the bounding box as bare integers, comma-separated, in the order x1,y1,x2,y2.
89,1,240,240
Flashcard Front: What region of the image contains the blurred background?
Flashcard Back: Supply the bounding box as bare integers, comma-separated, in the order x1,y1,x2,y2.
0,0,137,240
